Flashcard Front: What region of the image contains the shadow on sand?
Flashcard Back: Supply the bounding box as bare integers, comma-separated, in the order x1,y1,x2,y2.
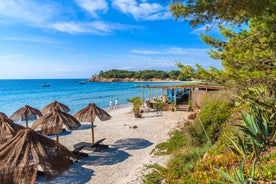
112,138,153,150
46,130,72,139
76,123,96,131
86,148,131,166
36,161,94,184
36,138,152,182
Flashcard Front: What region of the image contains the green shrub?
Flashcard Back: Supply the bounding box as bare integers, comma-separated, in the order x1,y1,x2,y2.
192,95,233,145
166,145,210,183
143,164,167,184
153,130,188,155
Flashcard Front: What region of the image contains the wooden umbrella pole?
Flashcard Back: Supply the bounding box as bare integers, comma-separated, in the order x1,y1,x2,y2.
91,121,95,143
56,134,59,143
25,113,28,127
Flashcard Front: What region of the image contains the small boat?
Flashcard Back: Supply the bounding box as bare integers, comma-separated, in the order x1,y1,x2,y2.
41,84,50,87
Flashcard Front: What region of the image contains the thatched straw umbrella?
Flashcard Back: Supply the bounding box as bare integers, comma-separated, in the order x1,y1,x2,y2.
10,105,42,127
31,107,81,143
0,112,8,118
74,103,112,143
0,112,24,144
0,127,75,184
42,100,70,114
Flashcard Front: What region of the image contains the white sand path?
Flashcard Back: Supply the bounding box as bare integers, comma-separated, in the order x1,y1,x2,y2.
36,106,187,184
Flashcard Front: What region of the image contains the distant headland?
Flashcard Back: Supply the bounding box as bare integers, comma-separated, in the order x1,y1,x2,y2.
88,69,183,82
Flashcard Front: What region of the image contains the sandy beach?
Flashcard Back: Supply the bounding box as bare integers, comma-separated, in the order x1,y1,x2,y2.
37,106,187,184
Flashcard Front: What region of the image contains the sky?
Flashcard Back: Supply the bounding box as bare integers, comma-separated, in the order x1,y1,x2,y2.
0,0,222,79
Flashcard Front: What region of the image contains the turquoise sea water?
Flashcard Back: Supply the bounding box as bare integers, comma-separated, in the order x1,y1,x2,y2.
0,79,180,121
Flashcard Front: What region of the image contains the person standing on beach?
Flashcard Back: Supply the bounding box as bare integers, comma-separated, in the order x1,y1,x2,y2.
115,98,119,109
109,99,113,110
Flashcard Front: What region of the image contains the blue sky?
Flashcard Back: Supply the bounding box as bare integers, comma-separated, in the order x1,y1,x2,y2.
0,0,221,79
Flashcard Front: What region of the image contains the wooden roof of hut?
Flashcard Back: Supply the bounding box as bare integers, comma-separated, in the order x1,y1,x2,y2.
0,128,75,184
142,83,225,90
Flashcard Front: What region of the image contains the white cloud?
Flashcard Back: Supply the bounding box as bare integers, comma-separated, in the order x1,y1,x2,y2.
113,0,171,21
0,0,58,24
2,36,58,45
127,47,221,69
49,21,141,35
74,0,108,17
131,47,208,55
131,50,164,55
0,54,22,59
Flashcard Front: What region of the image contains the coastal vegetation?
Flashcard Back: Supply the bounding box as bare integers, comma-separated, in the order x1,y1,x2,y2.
144,89,275,183
90,69,185,81
127,96,143,118
143,0,275,183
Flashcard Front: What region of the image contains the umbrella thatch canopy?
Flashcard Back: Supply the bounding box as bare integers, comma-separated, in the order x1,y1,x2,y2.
0,112,24,144
31,107,81,142
42,100,70,114
10,105,42,127
74,103,112,143
0,127,75,184
0,112,8,118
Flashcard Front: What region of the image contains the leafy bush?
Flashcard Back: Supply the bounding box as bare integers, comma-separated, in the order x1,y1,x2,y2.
127,96,142,115
143,164,167,184
191,94,233,145
166,146,209,183
153,130,189,155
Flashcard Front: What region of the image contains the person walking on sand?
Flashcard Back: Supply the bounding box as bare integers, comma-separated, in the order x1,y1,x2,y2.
115,98,119,109
109,99,113,110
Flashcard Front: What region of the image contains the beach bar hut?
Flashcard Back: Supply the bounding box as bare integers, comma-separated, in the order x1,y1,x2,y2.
142,82,224,111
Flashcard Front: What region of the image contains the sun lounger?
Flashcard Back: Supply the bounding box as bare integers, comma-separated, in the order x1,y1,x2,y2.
91,138,108,152
71,145,88,160
73,138,108,153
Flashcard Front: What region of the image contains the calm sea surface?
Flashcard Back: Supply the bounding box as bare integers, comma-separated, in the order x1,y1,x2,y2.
0,79,181,122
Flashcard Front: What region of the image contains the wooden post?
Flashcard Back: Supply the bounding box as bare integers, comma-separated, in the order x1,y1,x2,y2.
56,134,59,143
91,121,95,143
174,88,177,105
142,87,145,106
25,113,28,127
188,86,191,101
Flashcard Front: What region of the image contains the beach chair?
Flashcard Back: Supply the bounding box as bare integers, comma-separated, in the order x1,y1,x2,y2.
72,145,88,160
91,138,108,152
73,138,108,153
